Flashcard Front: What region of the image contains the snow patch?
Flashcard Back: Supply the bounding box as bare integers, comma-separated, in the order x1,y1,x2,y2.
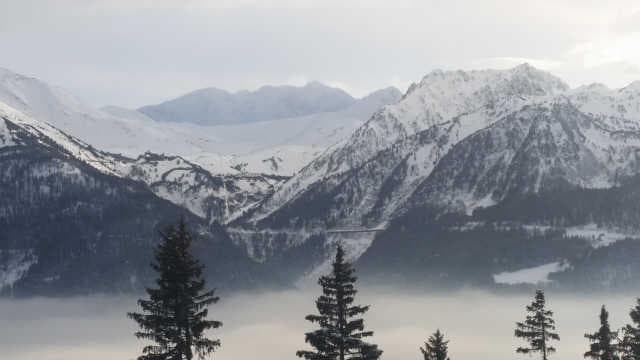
493,261,570,285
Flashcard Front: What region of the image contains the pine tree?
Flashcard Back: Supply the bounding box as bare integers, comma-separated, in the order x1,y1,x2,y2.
421,329,450,360
296,244,381,360
358,343,382,360
585,305,619,360
515,289,560,360
128,218,222,360
620,299,640,360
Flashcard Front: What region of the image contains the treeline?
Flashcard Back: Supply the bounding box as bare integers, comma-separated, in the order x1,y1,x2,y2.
127,219,640,359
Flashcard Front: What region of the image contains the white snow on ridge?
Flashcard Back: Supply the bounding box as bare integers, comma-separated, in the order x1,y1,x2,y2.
0,102,119,176
359,63,569,162
0,115,16,147
493,261,570,285
570,82,640,131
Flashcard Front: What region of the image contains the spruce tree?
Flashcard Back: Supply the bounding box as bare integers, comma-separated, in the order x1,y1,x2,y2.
514,289,560,360
585,305,619,360
421,329,450,360
296,244,381,360
621,299,640,360
358,343,382,360
128,218,222,360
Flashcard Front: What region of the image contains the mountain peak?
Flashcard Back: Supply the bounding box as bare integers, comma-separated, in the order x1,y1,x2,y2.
360,86,402,101
304,80,328,88
409,64,569,99
511,62,536,72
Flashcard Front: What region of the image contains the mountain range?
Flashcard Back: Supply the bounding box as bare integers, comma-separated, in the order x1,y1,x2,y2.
0,68,401,176
138,81,357,125
3,64,640,295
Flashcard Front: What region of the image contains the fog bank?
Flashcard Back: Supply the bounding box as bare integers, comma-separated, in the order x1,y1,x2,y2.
1,289,637,360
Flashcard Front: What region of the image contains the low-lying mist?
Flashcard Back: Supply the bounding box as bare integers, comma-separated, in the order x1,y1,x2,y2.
1,288,637,360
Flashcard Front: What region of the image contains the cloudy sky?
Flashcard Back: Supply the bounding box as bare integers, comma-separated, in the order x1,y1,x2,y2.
2,0,640,107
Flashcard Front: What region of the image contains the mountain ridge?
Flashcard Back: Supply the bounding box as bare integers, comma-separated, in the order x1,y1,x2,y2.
138,81,364,126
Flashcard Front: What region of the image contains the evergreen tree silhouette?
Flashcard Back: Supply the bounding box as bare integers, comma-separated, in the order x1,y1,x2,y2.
421,329,450,360
621,299,640,360
128,218,221,360
297,244,380,360
515,289,560,360
585,305,619,360
358,343,382,360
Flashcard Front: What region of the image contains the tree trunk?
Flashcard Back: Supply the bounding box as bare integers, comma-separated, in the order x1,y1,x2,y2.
542,324,547,360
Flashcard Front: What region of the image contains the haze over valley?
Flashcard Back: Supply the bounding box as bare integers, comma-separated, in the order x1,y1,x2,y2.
2,290,638,360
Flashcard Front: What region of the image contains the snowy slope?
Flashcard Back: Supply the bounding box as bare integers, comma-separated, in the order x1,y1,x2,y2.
0,68,400,176
117,152,285,220
0,110,259,294
569,81,640,131
406,98,640,214
0,101,120,176
0,68,219,159
187,89,402,176
403,81,640,215
0,102,283,222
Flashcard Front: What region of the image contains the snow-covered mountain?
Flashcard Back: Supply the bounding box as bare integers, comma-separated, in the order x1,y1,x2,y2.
0,68,174,157
0,101,284,224
0,68,400,177
0,68,401,222
245,64,570,227
405,98,640,214
138,81,357,125
226,64,640,290
0,102,264,295
244,65,640,232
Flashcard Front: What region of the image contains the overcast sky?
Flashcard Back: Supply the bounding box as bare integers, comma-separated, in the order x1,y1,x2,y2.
2,0,640,108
